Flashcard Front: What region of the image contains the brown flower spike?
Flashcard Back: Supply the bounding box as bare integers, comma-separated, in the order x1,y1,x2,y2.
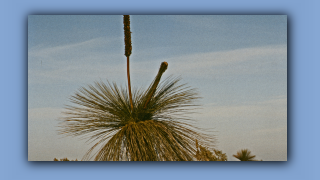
123,15,132,57
123,15,133,110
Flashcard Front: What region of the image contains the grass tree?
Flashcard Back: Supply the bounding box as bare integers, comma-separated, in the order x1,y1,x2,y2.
195,140,227,161
58,15,212,161
233,149,257,161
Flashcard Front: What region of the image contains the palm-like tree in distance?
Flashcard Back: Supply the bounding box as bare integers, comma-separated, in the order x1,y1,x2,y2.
233,149,257,161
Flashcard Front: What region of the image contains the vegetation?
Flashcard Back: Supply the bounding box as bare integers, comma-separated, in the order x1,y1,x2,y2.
57,15,263,162
233,149,258,161
58,16,212,160
54,147,264,161
59,75,212,161
53,158,78,161
123,15,134,110
195,140,227,161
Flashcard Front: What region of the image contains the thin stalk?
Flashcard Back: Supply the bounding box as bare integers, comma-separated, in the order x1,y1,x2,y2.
127,56,133,110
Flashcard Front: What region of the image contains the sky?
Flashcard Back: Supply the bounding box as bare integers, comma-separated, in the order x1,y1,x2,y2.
28,15,287,161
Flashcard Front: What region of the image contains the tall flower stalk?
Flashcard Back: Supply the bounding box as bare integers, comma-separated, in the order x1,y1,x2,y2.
123,15,133,111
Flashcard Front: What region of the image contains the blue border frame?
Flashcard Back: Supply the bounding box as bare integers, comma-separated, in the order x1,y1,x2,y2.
1,0,319,179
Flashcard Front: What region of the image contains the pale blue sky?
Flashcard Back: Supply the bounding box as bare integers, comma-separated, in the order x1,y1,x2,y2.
28,15,287,161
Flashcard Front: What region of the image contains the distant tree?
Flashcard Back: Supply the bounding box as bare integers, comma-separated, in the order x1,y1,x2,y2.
53,158,78,161
195,140,227,161
233,149,257,161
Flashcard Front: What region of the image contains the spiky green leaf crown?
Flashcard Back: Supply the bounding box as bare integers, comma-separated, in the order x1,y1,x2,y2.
59,76,213,161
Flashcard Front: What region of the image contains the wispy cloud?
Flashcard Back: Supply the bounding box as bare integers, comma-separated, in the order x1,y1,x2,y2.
29,36,121,58
28,107,65,121
28,37,127,84
127,44,287,82
253,126,287,134
29,40,286,87
195,95,287,119
165,44,287,78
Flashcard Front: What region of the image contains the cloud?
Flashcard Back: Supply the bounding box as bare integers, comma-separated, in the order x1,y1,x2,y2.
194,95,287,161
28,40,286,87
164,44,287,78
28,37,127,84
253,126,287,134
28,107,65,121
190,95,287,123
124,44,287,83
29,36,121,59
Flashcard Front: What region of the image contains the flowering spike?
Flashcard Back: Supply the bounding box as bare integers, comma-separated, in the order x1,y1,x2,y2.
123,15,132,57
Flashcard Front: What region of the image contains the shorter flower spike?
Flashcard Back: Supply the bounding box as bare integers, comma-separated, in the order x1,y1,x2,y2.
144,62,168,109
